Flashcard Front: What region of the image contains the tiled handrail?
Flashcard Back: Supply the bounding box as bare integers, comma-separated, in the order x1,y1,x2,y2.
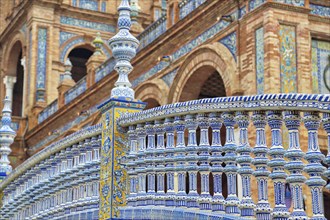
137,15,167,51
38,99,58,124
64,77,87,105
0,124,101,220
179,0,207,20
119,93,330,219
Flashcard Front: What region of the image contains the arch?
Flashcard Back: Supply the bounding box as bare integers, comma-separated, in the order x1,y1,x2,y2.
68,47,94,82
60,35,111,62
168,42,237,103
135,78,169,106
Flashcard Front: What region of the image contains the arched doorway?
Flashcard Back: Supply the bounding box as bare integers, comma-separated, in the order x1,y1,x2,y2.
6,41,24,117
67,47,94,82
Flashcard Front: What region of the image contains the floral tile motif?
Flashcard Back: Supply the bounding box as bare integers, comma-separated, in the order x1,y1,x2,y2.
279,25,297,93
36,28,48,101
60,16,115,33
79,0,98,11
274,0,304,7
219,32,237,61
100,104,141,219
60,31,77,46
161,68,178,87
255,27,264,94
310,4,330,17
312,40,330,94
249,0,266,11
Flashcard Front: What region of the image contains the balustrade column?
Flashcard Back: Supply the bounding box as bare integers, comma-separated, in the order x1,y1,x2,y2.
303,112,326,220
283,111,307,219
197,113,211,210
251,111,271,219
145,122,156,205
174,116,187,207
136,123,147,206
127,125,138,206
185,114,199,208
165,117,176,206
236,111,255,217
154,120,166,206
267,110,289,219
222,112,240,215
323,113,330,190
209,113,225,212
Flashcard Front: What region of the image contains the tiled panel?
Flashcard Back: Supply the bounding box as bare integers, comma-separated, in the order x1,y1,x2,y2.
60,31,77,46
219,31,237,61
161,68,178,87
249,0,266,11
79,0,98,11
60,16,115,32
312,40,330,94
279,25,297,93
36,27,48,101
255,27,264,94
310,4,330,17
274,0,304,7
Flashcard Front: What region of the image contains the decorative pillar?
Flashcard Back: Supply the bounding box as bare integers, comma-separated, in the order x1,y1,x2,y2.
209,112,225,212
145,122,156,205
154,120,166,206
235,111,255,217
98,1,146,219
136,123,147,206
267,110,289,219
303,112,326,220
283,111,307,219
164,117,175,206
3,76,16,108
251,111,271,219
185,114,199,208
0,97,16,180
173,116,186,207
197,113,211,210
222,112,240,215
126,125,138,207
57,59,75,108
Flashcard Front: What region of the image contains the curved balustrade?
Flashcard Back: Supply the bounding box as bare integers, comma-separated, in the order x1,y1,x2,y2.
179,0,207,20
0,124,102,220
118,94,330,219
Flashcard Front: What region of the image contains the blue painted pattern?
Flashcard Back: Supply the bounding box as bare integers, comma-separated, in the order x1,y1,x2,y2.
255,27,264,94
60,31,77,46
38,99,58,124
219,32,237,60
310,4,330,17
79,0,98,11
179,0,207,20
312,40,330,94
101,1,106,12
274,0,304,7
72,0,77,7
60,16,115,32
249,0,266,11
161,69,178,87
36,28,48,101
64,77,87,104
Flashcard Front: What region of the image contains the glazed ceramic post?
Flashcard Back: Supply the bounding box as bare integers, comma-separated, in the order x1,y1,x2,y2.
197,113,211,210
283,111,307,219
267,110,289,219
303,112,326,220
209,112,225,212
323,113,330,190
164,117,176,206
136,123,147,206
0,97,16,180
185,114,199,208
145,122,156,205
235,111,255,218
154,120,166,206
127,125,138,207
174,116,187,207
222,112,240,215
251,111,271,219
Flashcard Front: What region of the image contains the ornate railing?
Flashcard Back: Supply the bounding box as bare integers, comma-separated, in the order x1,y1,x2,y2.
0,124,102,220
38,99,58,124
117,94,330,219
64,77,87,105
179,0,207,20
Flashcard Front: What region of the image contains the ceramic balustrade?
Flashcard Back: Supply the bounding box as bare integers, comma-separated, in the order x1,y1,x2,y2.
0,125,101,220
179,0,208,20
118,94,330,219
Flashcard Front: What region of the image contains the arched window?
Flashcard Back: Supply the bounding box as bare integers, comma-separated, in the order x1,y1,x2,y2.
67,47,94,82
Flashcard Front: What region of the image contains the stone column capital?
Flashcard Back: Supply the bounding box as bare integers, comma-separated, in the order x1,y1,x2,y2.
3,76,17,88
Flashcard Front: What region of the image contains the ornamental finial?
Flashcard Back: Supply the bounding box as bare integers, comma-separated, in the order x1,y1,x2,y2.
0,96,16,180
93,32,104,55
108,0,139,100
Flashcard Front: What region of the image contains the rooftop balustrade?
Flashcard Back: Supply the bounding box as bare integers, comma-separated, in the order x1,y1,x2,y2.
117,94,330,219
0,124,102,220
64,77,87,105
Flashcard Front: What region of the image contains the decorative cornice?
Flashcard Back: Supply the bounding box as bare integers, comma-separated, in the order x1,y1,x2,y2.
118,94,330,126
